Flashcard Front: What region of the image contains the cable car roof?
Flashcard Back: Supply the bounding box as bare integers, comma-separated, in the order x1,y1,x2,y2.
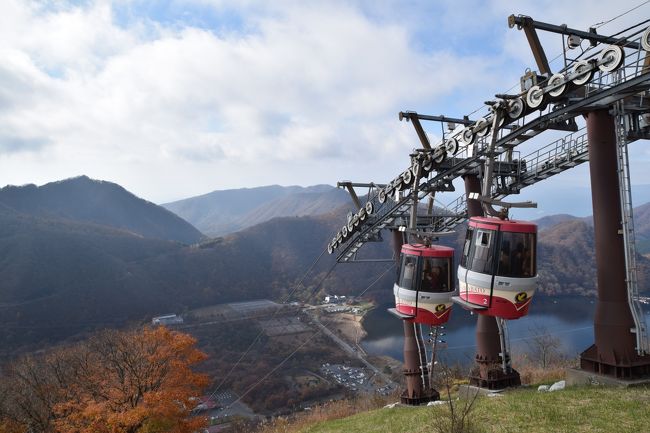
468,216,536,233
401,243,454,257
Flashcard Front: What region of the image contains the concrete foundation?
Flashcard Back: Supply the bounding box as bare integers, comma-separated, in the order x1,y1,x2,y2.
458,384,505,399
566,368,650,388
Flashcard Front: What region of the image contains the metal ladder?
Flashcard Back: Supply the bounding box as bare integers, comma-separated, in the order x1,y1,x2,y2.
496,318,513,374
615,101,649,356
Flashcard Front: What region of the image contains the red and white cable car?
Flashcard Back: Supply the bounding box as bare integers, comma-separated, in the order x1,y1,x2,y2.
456,217,537,319
390,244,455,326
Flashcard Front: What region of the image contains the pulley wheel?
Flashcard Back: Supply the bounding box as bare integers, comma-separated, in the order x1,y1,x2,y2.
547,73,567,98
365,201,374,215
433,146,446,164
358,207,367,221
507,97,525,119
571,60,593,86
336,232,343,243
474,117,491,137
378,189,387,204
341,225,349,238
347,220,354,233
459,128,475,145
598,45,625,73
411,162,421,177
422,154,434,173
346,211,353,224
497,114,506,127
402,169,413,185
327,242,334,254
445,137,459,155
352,214,360,227
642,26,650,51
526,85,545,109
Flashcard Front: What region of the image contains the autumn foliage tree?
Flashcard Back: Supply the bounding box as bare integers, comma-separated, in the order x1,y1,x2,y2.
0,326,208,433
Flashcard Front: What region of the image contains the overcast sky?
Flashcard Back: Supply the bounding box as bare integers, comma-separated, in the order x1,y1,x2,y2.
1,0,649,206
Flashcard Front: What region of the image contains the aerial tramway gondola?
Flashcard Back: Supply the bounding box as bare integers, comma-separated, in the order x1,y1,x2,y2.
455,216,538,319
389,243,455,326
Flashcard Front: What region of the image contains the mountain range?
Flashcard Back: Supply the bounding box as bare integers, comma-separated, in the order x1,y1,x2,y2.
0,176,203,244
0,177,367,355
0,176,648,356
162,184,350,237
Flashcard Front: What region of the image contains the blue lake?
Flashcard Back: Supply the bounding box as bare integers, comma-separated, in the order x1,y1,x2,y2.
361,296,650,365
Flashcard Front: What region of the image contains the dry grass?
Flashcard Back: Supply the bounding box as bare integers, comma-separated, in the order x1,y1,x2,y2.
243,372,650,433
320,313,367,345
513,353,575,385
246,357,579,433
518,363,568,385
251,392,400,433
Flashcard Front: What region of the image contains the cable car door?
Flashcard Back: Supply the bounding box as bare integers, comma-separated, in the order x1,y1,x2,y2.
461,221,499,307
459,226,473,300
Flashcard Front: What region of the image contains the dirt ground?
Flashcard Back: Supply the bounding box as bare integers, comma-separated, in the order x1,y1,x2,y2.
320,313,368,346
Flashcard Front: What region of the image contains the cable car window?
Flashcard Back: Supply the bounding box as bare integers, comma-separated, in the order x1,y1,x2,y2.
496,232,536,277
398,255,418,291
421,258,452,293
469,229,495,274
460,227,474,267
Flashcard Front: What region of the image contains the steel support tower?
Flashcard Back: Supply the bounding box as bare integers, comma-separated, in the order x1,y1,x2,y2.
580,110,650,378
329,15,650,389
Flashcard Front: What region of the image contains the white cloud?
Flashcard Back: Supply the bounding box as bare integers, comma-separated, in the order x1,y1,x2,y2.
0,0,647,203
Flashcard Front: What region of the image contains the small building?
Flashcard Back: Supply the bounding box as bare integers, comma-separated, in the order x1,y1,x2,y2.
152,314,184,326
324,295,347,304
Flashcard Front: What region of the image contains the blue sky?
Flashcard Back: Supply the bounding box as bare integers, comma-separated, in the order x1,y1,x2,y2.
112,1,247,34
0,0,648,213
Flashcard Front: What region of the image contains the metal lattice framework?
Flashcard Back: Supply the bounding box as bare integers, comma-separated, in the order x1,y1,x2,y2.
329,21,650,264
328,17,650,356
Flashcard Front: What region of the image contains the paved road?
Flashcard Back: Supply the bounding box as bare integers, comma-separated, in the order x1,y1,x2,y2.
306,310,396,387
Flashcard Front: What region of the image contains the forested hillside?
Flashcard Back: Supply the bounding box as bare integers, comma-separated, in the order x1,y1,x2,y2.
1,178,649,357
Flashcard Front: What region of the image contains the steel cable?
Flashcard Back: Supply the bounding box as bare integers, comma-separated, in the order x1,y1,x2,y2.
195,243,333,411
591,0,650,29
225,261,395,409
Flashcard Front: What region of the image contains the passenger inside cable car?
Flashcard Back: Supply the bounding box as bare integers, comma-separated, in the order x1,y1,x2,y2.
421,260,448,293
391,244,455,326
456,217,538,319
400,259,416,290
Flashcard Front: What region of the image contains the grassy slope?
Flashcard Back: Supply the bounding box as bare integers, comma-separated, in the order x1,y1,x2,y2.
302,386,650,433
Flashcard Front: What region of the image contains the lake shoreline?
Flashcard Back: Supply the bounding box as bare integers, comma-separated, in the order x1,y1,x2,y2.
358,294,614,365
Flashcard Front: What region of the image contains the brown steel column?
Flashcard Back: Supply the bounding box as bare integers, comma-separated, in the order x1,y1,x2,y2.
392,229,404,268
392,229,439,404
464,175,521,389
580,110,650,378
464,175,484,218
402,321,424,400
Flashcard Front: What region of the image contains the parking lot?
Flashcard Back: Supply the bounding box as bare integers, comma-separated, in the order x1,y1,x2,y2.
199,390,257,428
320,363,396,394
